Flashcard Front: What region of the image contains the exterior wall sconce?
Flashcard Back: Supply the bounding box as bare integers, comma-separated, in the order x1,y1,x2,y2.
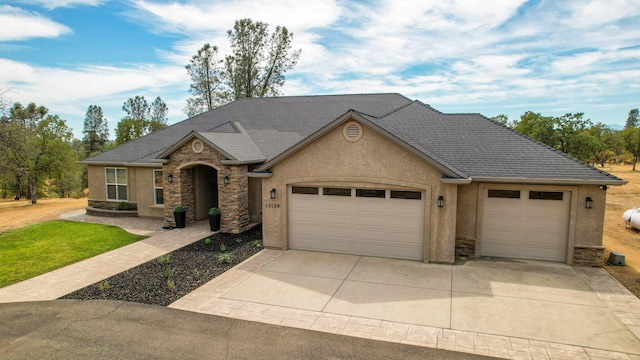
167,174,173,183
586,197,593,209
437,195,444,208
600,185,608,191
223,176,229,185
270,188,277,199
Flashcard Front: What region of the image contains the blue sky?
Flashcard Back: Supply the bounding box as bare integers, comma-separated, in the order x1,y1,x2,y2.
1,0,639,139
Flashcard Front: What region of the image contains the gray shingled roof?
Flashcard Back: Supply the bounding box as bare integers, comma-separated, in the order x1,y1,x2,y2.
81,93,624,184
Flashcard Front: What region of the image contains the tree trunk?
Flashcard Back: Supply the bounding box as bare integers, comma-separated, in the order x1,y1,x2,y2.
29,177,37,204
634,155,638,171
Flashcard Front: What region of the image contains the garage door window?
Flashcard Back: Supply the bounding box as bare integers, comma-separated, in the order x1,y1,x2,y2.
356,189,385,198
292,186,318,195
529,191,563,200
323,187,351,196
390,190,422,200
488,189,520,199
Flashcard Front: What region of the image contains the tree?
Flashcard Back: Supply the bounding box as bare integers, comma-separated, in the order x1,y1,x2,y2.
625,108,639,129
511,111,557,147
225,18,301,99
184,19,301,117
555,113,594,162
115,96,168,145
149,96,168,132
184,44,225,117
588,123,622,167
0,102,75,203
82,105,109,156
622,127,640,170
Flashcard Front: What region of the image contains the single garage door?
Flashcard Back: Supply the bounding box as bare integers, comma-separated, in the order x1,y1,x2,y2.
289,186,424,260
481,189,570,262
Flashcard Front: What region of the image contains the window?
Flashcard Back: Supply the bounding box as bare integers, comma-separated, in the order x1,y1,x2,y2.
106,168,127,201
292,186,319,195
488,189,520,199
356,189,386,198
323,187,351,197
390,190,422,200
529,191,563,201
154,170,164,205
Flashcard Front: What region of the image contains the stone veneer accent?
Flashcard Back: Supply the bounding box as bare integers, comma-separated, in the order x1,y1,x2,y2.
455,238,475,257
86,206,138,217
162,139,250,234
573,245,604,267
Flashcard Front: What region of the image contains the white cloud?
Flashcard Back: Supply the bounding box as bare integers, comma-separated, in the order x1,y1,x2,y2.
15,0,104,10
0,5,71,41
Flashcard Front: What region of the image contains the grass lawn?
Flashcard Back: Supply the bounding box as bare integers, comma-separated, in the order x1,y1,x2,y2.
0,220,146,288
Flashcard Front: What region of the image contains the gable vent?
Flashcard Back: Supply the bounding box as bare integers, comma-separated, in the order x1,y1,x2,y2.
192,139,204,153
343,121,363,142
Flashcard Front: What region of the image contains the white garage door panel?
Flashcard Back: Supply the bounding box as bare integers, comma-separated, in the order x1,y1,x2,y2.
482,189,570,262
289,187,424,261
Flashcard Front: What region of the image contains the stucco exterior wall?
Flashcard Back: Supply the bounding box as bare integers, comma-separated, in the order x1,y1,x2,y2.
133,167,164,218
87,165,106,201
248,177,262,223
261,119,457,263
455,183,479,256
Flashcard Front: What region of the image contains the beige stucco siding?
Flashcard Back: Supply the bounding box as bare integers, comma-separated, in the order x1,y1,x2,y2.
86,165,163,218
455,183,479,241
261,119,457,263
575,185,606,247
134,167,164,218
87,165,106,201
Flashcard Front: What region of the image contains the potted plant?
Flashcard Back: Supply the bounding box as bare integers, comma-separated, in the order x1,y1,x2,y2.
208,207,221,231
174,205,186,228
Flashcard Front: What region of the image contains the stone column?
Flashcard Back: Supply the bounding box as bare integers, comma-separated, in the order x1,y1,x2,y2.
219,165,250,234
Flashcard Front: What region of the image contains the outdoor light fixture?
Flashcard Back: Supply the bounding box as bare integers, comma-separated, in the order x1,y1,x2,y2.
586,197,593,209
270,188,277,199
600,185,609,191
223,176,230,185
437,195,444,208
167,174,173,183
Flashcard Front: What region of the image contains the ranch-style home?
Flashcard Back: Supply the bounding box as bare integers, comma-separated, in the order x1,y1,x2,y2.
80,93,626,266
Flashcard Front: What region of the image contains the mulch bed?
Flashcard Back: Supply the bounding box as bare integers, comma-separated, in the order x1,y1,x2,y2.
62,225,263,306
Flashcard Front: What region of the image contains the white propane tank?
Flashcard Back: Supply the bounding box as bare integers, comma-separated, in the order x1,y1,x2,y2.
623,208,640,230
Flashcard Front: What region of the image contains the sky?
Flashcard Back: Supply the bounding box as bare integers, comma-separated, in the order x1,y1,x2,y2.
1,0,639,139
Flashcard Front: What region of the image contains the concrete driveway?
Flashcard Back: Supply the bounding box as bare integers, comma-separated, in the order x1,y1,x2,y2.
171,250,640,359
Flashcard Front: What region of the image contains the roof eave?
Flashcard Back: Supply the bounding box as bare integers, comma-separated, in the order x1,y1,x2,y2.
77,160,163,168
221,159,266,165
471,176,627,186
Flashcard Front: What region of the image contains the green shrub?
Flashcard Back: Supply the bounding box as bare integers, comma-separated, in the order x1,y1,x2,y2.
167,280,176,291
116,202,137,211
98,280,110,291
253,240,262,248
204,237,212,245
208,207,220,216
174,205,185,213
164,267,173,278
219,243,227,252
157,254,171,265
218,253,234,264
235,237,242,244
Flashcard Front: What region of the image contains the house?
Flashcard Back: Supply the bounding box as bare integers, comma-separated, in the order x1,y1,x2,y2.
80,93,626,266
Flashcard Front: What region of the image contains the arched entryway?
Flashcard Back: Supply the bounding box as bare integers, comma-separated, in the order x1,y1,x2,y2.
192,165,218,221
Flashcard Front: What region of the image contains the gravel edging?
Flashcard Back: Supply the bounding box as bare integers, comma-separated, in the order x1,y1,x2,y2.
62,225,263,306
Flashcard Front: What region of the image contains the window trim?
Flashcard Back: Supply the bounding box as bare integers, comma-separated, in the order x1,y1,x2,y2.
153,170,164,206
105,167,128,201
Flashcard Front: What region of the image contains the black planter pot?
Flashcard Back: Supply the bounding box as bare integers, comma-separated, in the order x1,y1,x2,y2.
174,211,186,228
209,214,221,231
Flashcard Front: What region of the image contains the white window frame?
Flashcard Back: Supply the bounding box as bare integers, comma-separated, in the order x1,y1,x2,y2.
105,167,128,201
153,170,164,206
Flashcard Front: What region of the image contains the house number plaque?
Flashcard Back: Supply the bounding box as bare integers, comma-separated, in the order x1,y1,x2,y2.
265,203,280,208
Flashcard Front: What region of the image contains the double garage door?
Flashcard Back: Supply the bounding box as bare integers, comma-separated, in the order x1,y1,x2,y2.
288,186,424,260
481,189,571,262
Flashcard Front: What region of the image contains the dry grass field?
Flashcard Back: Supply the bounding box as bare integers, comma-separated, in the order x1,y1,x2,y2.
602,164,640,297
0,198,87,233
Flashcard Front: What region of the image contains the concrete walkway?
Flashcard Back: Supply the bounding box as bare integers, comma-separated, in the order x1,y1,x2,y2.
0,212,212,303
171,250,640,360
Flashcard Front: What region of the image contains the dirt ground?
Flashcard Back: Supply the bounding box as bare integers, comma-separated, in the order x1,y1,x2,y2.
601,164,640,297
0,198,88,233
